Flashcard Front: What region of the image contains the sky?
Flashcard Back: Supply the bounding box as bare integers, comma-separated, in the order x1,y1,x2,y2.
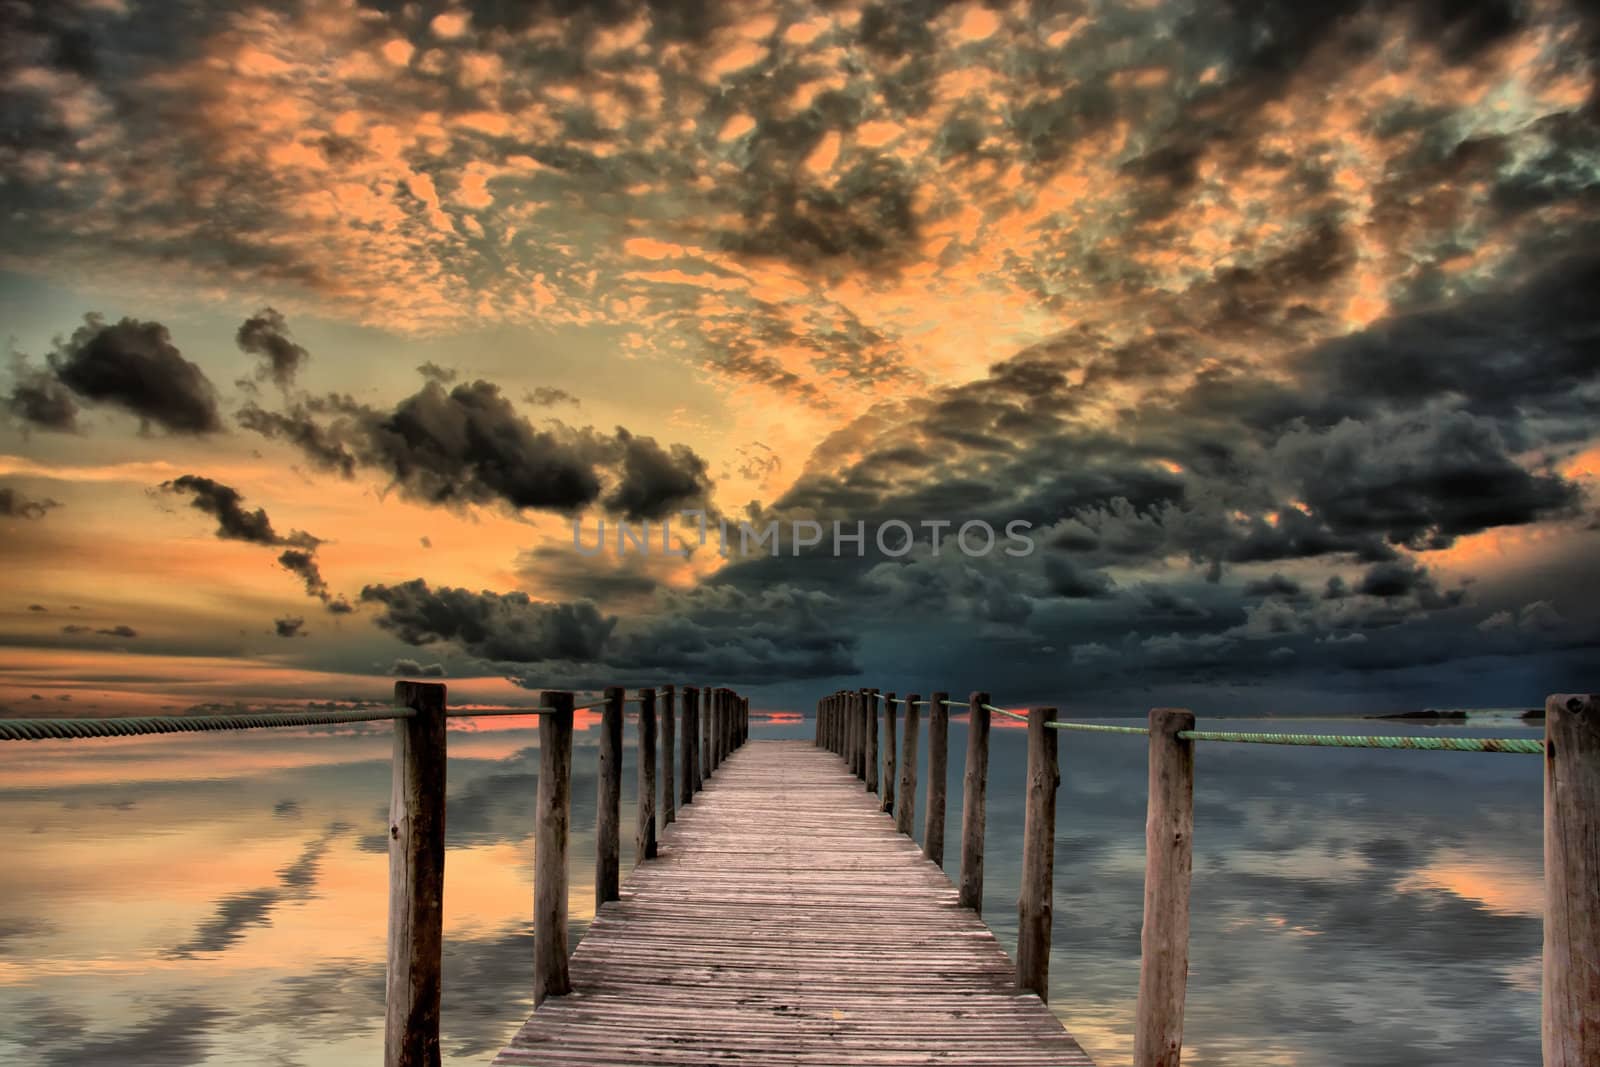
1,0,1598,717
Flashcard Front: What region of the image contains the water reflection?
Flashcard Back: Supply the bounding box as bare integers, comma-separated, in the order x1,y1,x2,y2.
0,713,1543,1066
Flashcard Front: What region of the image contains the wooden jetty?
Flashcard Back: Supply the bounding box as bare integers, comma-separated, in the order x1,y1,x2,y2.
4,684,1598,1066
493,739,1092,1066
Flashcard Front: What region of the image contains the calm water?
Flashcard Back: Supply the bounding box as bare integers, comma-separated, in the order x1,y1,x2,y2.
0,711,1544,1066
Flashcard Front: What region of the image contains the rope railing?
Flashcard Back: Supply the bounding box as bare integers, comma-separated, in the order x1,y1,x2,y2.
445,706,555,718
0,707,415,741
977,702,1542,753
1175,728,1542,754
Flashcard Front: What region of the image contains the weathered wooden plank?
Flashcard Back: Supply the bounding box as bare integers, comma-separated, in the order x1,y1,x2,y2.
495,740,1093,1067
386,680,446,1067
1544,693,1600,1067
1134,708,1195,1067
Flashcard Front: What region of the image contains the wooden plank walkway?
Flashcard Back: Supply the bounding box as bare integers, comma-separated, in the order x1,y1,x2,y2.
493,739,1094,1066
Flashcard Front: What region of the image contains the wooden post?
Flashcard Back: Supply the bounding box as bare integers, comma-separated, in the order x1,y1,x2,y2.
815,699,823,746
896,694,921,837
847,692,858,773
958,690,991,913
681,685,698,805
636,687,657,862
925,692,950,867
707,687,720,780
661,685,676,826
881,692,897,814
386,681,446,1067
596,686,624,907
721,689,732,761
1018,706,1059,1000
866,688,880,790
858,690,870,782
533,690,573,1006
1134,708,1196,1067
1544,693,1600,1066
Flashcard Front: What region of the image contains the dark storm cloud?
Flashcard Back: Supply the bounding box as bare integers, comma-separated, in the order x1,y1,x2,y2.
277,548,347,613
241,380,605,513
236,401,358,477
0,486,60,519
358,571,857,684
1043,555,1118,600
367,380,605,511
603,429,713,520
391,658,446,677
240,378,718,521
416,361,457,384
3,356,78,431
30,315,221,434
274,615,305,638
161,475,320,548
360,579,615,663
236,307,308,388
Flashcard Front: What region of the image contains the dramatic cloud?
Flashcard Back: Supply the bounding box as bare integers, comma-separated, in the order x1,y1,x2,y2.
3,357,78,432
360,579,615,663
161,475,319,548
240,378,715,520
236,307,309,388
603,429,714,520
273,616,305,638
10,316,222,434
0,486,60,520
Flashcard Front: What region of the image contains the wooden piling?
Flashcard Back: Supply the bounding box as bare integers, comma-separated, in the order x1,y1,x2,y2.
636,687,657,862
896,694,921,838
661,685,676,826
1018,706,1059,1000
707,687,720,780
958,690,991,913
681,686,698,805
1543,693,1600,1067
386,680,447,1067
866,688,880,792
533,690,574,1006
925,691,950,867
596,686,624,907
881,691,897,815
1133,707,1196,1067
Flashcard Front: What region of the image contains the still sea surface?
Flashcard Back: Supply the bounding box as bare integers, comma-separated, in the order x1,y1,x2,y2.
0,709,1545,1066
